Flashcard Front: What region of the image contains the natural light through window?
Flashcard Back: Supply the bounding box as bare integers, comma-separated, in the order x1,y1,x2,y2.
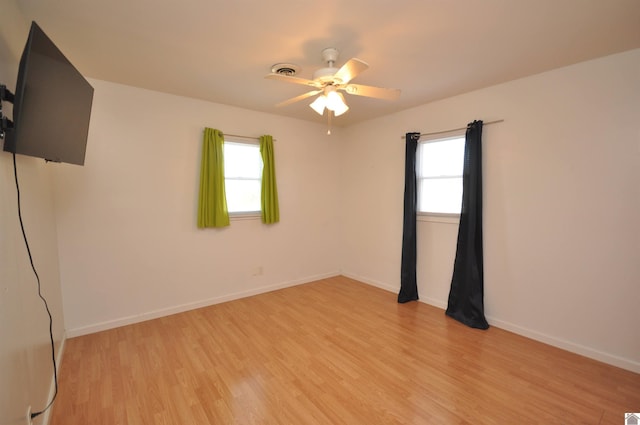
417,135,465,215
224,141,262,213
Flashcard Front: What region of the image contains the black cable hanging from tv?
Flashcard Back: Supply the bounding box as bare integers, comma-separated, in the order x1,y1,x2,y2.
12,152,59,420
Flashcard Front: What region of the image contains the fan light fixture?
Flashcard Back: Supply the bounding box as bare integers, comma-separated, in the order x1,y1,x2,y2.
309,86,349,117
266,47,401,135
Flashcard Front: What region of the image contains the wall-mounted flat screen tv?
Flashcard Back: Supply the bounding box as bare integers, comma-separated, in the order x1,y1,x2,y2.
3,21,94,166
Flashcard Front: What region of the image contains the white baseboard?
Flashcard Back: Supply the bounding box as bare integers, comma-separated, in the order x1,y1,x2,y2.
342,272,640,374
485,316,640,374
341,272,398,293
65,272,340,338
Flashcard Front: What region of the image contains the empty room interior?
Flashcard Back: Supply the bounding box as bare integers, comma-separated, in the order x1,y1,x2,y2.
1,1,639,424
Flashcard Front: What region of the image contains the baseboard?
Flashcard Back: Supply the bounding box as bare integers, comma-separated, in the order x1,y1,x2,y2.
343,272,640,374
341,273,447,310
65,272,340,338
341,272,398,293
485,316,640,374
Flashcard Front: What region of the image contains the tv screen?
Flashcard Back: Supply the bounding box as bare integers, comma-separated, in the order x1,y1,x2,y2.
3,21,94,166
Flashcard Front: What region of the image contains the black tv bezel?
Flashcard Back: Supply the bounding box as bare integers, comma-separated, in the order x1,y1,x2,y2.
3,21,94,166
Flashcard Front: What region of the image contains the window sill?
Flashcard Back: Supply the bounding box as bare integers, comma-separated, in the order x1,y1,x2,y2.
229,212,261,221
417,213,460,224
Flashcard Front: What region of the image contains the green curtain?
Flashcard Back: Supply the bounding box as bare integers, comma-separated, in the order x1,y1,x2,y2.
198,128,230,228
260,135,280,224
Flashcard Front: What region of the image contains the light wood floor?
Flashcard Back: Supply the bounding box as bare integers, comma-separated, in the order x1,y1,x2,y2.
50,276,639,424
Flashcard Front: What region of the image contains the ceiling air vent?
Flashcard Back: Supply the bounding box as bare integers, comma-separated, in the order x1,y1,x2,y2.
271,63,300,76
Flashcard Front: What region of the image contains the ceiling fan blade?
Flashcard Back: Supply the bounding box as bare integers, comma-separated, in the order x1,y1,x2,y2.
265,73,321,88
333,58,369,84
275,89,323,107
343,83,400,101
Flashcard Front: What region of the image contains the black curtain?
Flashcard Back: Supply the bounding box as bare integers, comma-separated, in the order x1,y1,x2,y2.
398,132,420,303
445,120,489,329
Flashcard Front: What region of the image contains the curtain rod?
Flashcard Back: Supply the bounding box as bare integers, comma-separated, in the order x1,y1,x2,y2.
225,133,277,142
400,119,504,139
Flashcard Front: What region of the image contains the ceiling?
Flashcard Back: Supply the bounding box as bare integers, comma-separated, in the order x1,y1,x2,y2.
12,0,640,127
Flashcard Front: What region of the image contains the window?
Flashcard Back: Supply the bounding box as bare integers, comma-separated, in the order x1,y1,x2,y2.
417,134,465,215
224,141,262,214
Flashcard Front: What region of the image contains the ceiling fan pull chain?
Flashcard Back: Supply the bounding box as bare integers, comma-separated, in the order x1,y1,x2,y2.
327,110,332,135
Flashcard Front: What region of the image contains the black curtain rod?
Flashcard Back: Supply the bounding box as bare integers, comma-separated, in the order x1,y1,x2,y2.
400,119,504,139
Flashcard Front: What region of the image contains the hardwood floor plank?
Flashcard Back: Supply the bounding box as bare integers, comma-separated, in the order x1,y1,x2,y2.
50,276,640,424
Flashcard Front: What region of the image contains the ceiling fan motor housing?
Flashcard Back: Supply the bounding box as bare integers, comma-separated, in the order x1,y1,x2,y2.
321,47,339,64
313,67,339,83
314,47,341,83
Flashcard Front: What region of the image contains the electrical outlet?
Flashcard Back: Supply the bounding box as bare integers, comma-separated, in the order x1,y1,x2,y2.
26,405,32,425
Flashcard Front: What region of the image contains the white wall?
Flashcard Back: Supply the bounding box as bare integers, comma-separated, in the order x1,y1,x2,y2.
0,3,66,424
341,49,640,372
52,79,343,336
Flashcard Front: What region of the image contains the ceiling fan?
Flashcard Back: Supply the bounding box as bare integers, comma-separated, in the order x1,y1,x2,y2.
265,48,401,123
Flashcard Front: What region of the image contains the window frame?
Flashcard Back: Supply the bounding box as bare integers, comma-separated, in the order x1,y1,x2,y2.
416,130,466,221
223,139,262,219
